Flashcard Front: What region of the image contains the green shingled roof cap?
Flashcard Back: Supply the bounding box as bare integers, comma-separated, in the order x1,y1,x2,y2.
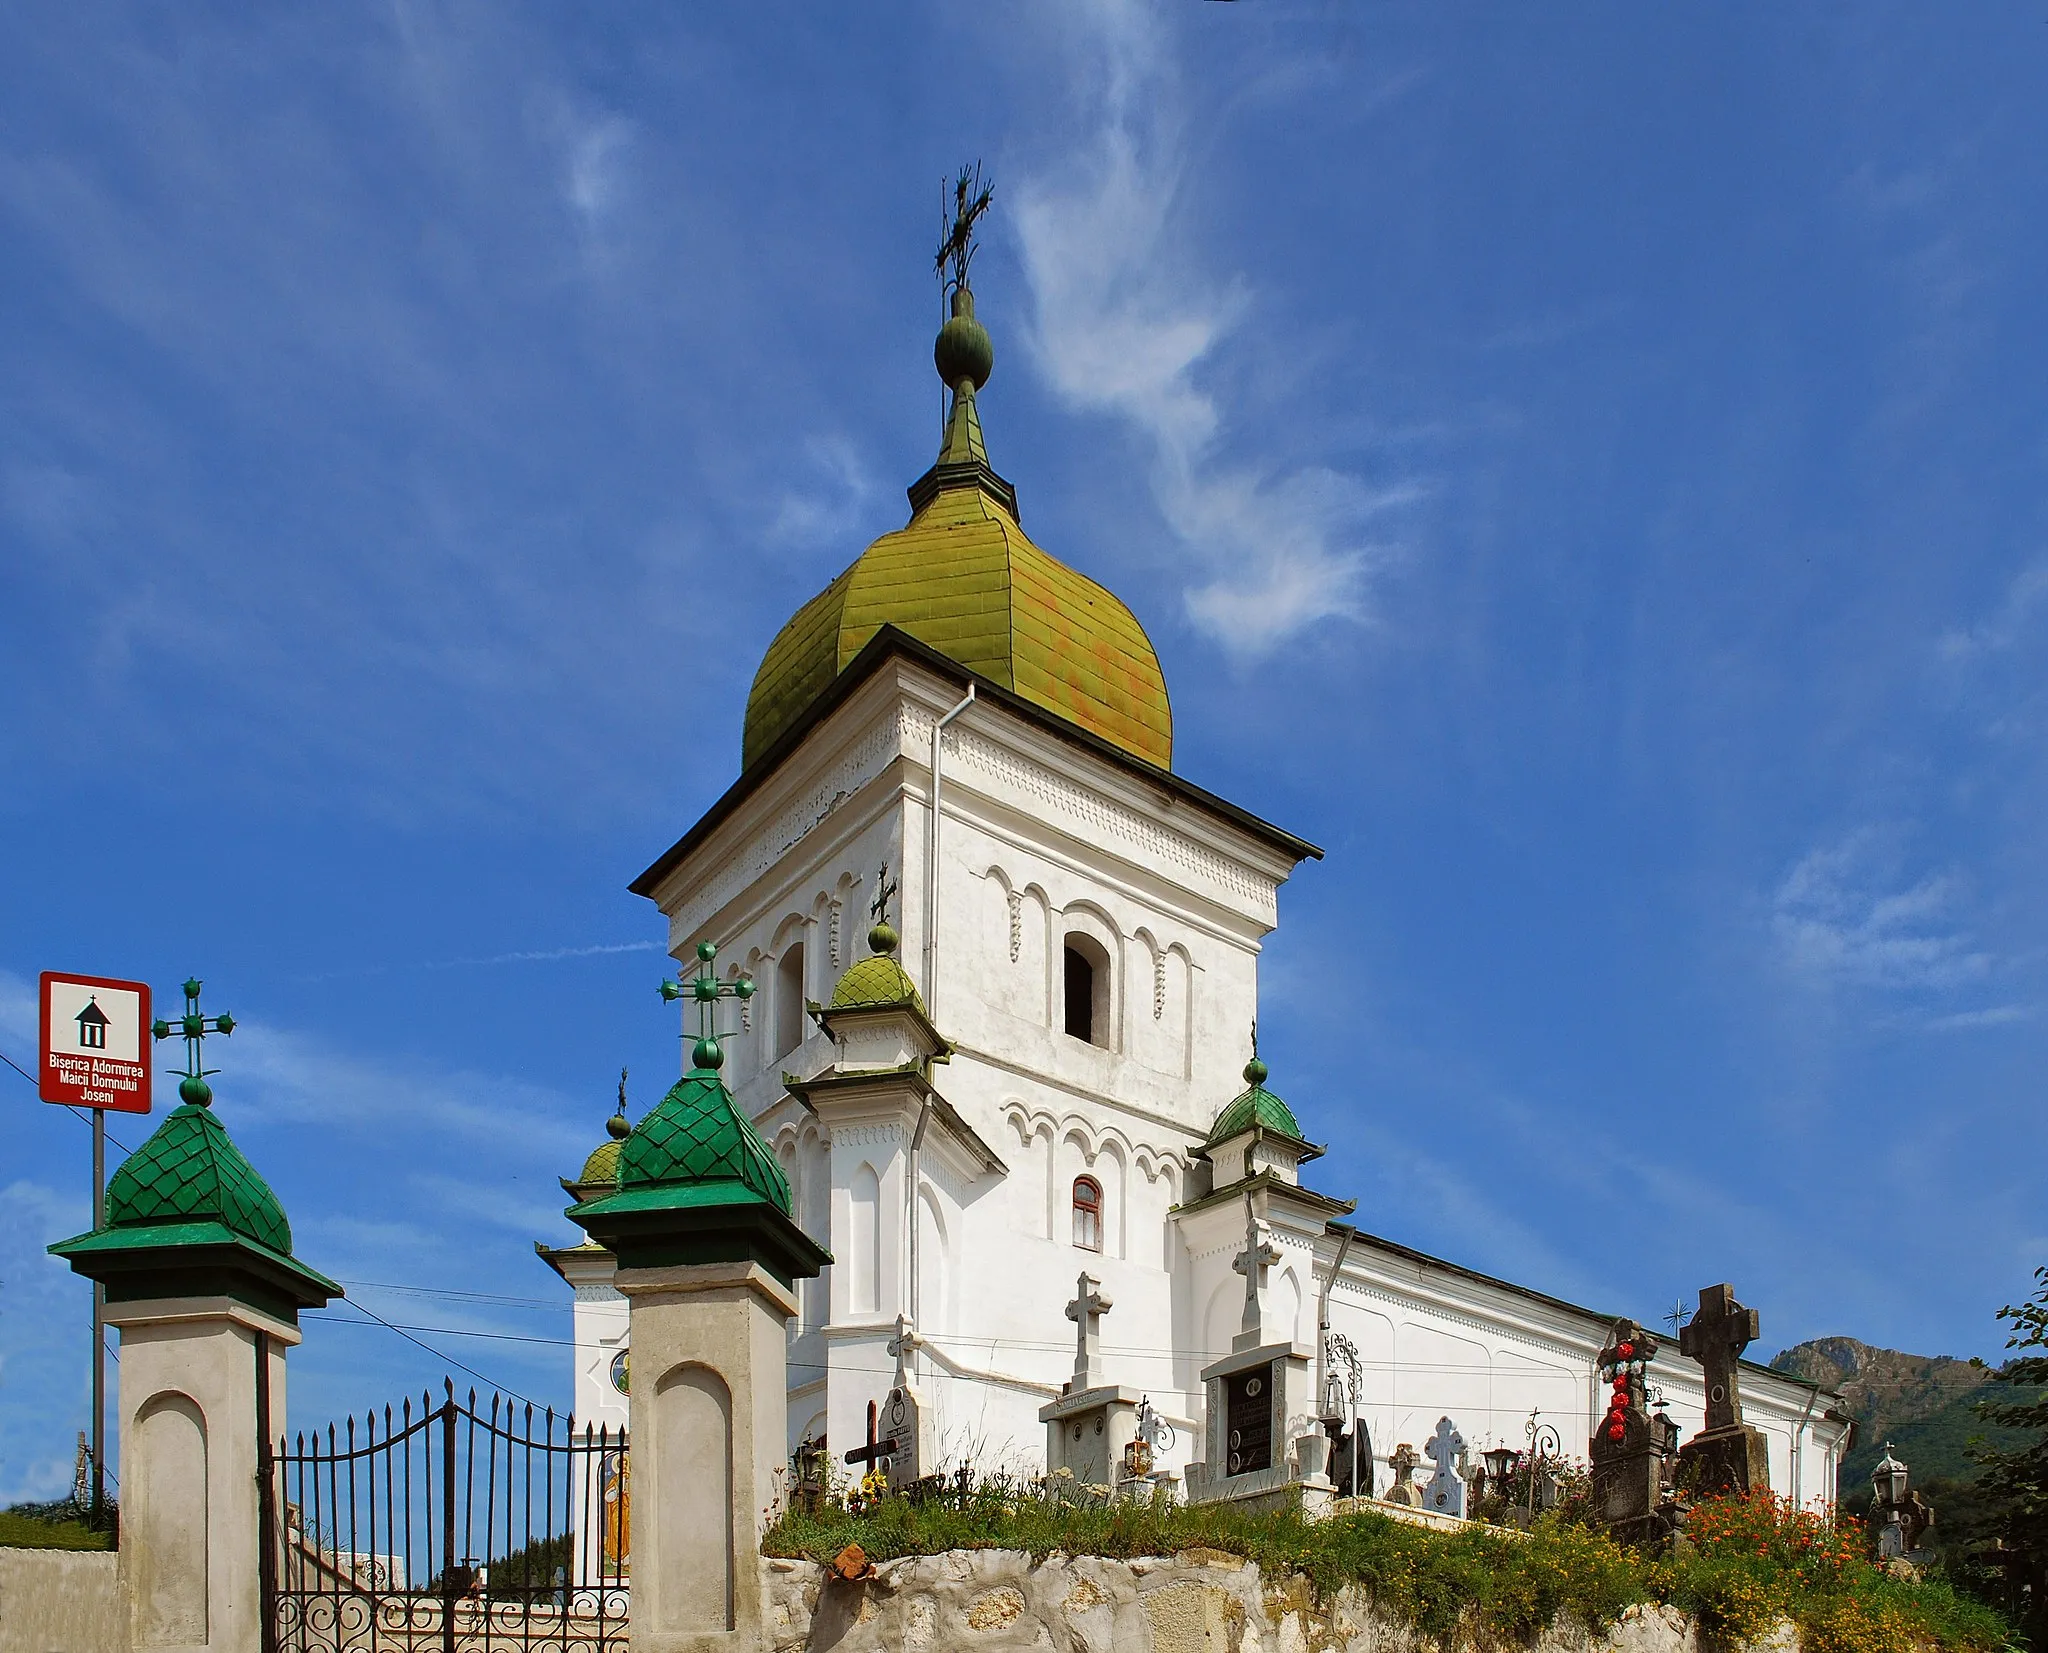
613,1071,792,1215
1206,1058,1307,1148
829,953,926,1013
104,1101,294,1254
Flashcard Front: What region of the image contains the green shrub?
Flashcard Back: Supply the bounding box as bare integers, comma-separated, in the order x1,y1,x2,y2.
0,1502,115,1551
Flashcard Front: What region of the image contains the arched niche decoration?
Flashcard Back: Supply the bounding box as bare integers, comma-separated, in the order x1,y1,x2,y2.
653,1363,733,1632
133,1391,208,1648
848,1162,882,1315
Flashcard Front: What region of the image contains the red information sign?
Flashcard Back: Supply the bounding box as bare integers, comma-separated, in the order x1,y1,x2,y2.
40,973,153,1113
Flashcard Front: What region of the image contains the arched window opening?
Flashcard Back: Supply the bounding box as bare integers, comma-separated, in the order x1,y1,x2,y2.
775,941,806,1057
1063,934,1110,1046
1071,1175,1103,1252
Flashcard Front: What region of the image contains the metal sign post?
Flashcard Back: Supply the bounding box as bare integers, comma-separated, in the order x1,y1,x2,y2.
38,971,155,1526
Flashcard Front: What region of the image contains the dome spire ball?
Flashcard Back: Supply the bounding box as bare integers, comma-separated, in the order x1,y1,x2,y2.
607,1066,632,1139
868,860,901,957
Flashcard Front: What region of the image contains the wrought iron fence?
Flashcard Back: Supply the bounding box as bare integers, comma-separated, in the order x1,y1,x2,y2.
264,1382,628,1653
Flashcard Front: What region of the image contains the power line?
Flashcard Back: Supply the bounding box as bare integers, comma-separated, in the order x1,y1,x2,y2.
2,1042,137,1152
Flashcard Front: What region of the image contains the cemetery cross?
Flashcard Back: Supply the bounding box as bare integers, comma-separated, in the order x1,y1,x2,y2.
843,1399,898,1476
1066,1272,1113,1387
1678,1283,1760,1432
1232,1195,1283,1343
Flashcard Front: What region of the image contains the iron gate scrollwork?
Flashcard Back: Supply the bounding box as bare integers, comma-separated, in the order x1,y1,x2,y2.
263,1382,628,1653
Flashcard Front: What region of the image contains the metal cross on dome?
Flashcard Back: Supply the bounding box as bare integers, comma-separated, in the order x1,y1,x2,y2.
871,864,898,928
151,977,234,1107
935,162,993,299
659,941,755,1074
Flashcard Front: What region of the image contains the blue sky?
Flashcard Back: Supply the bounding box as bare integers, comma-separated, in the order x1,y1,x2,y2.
5,2,2047,1501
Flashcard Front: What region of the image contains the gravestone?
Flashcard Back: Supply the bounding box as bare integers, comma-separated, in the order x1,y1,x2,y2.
1039,1272,1143,1487
1423,1417,1467,1517
1676,1284,1772,1498
1589,1317,1679,1546
1385,1442,1423,1507
880,1316,931,1490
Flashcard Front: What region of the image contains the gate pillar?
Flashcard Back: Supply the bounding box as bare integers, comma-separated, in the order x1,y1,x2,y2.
570,1049,829,1653
51,1058,338,1653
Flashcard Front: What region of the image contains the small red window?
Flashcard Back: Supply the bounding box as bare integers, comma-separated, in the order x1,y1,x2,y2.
1072,1176,1102,1252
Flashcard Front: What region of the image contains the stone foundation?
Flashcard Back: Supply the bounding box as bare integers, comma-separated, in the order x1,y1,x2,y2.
761,1545,1798,1653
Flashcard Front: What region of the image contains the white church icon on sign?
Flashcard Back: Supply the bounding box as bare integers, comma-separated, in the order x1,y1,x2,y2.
74,996,109,1051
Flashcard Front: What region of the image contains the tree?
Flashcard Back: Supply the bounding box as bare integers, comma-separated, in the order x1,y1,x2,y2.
1972,1265,2048,1643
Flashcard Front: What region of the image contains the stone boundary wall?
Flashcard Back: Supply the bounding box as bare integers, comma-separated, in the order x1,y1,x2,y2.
0,1547,127,1653
764,1547,1800,1653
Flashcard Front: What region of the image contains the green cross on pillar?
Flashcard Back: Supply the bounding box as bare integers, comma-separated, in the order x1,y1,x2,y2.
659,942,756,1074
149,977,235,1108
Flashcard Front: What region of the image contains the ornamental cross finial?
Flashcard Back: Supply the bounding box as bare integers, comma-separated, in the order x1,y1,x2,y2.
658,941,756,1075
871,864,899,928
1066,1271,1113,1387
151,977,234,1108
935,163,994,299
1232,1193,1283,1344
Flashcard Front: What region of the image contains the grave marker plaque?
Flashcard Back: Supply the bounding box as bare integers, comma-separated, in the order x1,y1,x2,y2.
1223,1363,1273,1475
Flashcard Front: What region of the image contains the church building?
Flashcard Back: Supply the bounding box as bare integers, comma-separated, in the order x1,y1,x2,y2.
540,242,1849,1513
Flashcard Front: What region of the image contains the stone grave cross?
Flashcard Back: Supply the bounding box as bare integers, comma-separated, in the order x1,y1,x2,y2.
1678,1283,1759,1431
1423,1417,1468,1516
887,1312,914,1390
1232,1196,1283,1344
1066,1271,1113,1387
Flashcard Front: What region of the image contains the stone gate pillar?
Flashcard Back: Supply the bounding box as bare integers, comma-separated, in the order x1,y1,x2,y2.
51,1057,338,1653
571,1040,829,1653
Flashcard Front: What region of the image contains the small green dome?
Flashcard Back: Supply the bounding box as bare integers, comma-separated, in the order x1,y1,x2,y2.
619,1072,791,1215
576,1136,624,1191
1206,1057,1306,1148
826,918,926,1014
105,1102,294,1255
829,954,927,1013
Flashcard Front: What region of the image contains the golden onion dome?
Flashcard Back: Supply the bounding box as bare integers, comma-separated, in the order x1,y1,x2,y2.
741,287,1172,773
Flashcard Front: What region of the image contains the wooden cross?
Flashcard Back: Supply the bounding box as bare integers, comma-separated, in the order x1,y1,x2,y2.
1678,1283,1760,1431
1065,1271,1113,1386
871,864,898,927
841,1399,898,1472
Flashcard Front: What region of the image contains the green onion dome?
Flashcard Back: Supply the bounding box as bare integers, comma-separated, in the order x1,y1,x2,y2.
618,1071,792,1216
105,1101,293,1255
827,919,926,1014
1205,1055,1305,1147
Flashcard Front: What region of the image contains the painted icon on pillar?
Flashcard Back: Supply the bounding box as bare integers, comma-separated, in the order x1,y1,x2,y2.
609,1351,629,1396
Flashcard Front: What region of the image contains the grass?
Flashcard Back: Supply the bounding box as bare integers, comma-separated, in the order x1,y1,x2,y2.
763,1485,2016,1652
0,1502,116,1552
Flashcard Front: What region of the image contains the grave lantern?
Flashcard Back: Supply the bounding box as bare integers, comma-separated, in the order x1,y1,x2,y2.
1483,1444,1518,1498
1873,1445,1909,1509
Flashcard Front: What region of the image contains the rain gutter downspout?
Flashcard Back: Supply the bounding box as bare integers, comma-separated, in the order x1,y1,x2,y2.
1318,1223,1358,1415
907,1097,935,1341
923,684,977,1022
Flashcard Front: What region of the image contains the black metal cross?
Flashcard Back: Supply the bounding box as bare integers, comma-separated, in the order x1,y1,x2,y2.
870,864,898,928
841,1399,898,1471
935,163,994,297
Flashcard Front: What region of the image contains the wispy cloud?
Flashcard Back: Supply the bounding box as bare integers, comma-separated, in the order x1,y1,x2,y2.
1768,830,2013,1021
297,940,661,983
765,435,876,549
1938,562,2048,660
1011,1,1419,659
